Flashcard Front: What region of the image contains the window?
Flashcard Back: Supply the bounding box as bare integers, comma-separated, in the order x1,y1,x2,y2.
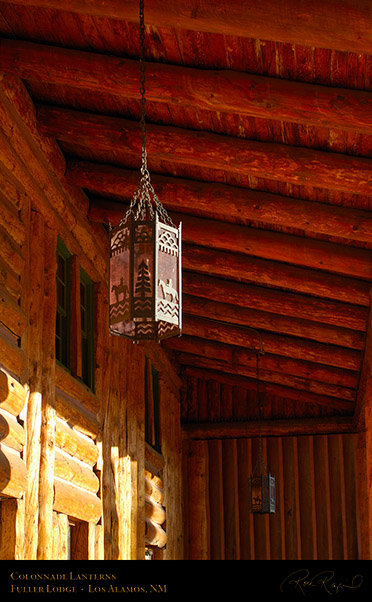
80,268,95,391
56,237,95,390
56,238,72,369
144,358,160,452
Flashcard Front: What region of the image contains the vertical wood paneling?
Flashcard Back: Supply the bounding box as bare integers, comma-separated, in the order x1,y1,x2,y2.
267,437,283,559
293,437,302,559
309,436,318,558
222,439,240,559
187,440,209,560
343,434,359,559
208,439,225,559
327,435,344,559
207,380,220,422
297,436,315,559
189,432,361,560
251,437,268,560
338,435,348,559
313,435,329,559
323,436,333,558
236,438,252,559
221,384,233,421
263,438,271,560
282,437,298,559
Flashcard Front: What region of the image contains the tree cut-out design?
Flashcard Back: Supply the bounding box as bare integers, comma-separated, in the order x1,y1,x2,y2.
135,260,151,298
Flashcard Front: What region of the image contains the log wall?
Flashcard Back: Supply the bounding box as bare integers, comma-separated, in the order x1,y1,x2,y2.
0,72,183,560
184,433,363,560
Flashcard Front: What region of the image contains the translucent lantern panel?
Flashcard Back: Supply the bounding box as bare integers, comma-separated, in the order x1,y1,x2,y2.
132,220,155,319
109,223,132,335
156,221,181,327
249,474,276,514
249,476,264,513
269,475,276,513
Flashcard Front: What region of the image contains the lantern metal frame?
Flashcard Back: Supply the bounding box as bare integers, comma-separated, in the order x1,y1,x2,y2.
248,338,276,514
109,0,182,343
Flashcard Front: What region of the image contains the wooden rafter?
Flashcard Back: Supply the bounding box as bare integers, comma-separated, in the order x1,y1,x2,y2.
181,245,371,306
182,417,355,440
88,203,372,280
67,160,372,245
181,273,369,331
37,105,372,197
182,294,364,349
181,365,355,411
177,352,355,402
182,315,362,371
164,335,358,389
2,39,372,135
3,0,372,55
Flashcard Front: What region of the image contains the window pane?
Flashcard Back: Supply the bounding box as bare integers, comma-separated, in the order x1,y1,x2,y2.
56,237,71,370
80,268,94,391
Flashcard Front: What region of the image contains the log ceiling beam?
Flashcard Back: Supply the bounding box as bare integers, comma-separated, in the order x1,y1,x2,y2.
2,39,372,135
67,160,372,245
181,245,371,307
178,352,355,404
37,106,372,197
181,272,369,331
88,194,372,287
181,365,355,411
164,335,359,390
182,417,355,440
182,315,362,371
104,204,372,281
86,196,371,304
3,0,372,56
182,293,364,350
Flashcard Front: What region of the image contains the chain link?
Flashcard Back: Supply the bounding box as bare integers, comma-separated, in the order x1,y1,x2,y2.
116,0,174,229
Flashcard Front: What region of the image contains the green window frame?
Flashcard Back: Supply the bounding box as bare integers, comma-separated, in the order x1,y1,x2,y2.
56,237,95,391
56,237,72,370
80,267,95,391
144,357,161,453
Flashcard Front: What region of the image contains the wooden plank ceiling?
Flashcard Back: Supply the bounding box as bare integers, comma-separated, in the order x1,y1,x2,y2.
1,0,372,431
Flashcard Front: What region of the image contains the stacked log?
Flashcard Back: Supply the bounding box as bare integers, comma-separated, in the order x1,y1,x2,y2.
53,417,101,523
0,368,27,499
145,467,167,548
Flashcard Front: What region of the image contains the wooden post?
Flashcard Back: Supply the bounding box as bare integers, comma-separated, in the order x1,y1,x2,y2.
37,225,57,560
123,340,145,560
100,335,145,560
23,209,44,559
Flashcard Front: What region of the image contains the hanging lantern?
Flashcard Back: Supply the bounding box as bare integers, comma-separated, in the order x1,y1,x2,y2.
109,210,182,342
248,465,276,514
109,0,182,342
249,348,276,514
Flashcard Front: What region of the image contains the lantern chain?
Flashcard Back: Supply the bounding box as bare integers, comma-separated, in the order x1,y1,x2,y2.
253,349,268,476
116,0,175,229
